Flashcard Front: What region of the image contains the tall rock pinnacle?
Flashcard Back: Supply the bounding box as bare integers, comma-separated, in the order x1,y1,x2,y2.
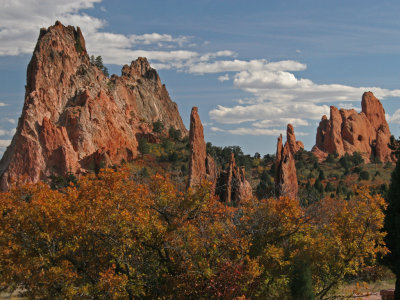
0,22,187,190
188,107,217,189
275,124,301,199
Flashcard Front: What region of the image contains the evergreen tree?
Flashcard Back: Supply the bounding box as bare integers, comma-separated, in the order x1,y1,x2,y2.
138,138,150,157
290,256,314,300
383,158,400,299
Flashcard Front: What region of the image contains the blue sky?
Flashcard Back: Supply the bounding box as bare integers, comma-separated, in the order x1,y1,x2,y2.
2,0,400,156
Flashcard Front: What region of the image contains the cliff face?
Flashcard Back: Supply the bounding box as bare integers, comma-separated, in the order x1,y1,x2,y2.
0,21,187,190
312,92,393,163
275,124,301,199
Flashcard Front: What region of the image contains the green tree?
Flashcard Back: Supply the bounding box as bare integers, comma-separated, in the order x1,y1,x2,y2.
152,120,164,133
383,158,400,299
138,138,150,157
290,257,314,300
168,126,181,141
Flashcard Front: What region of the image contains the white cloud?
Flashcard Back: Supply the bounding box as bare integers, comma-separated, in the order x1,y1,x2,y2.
387,109,400,124
252,118,309,128
218,74,230,82
2,118,16,124
0,0,102,55
0,128,16,136
99,6,106,12
0,139,11,157
187,59,306,74
210,126,307,136
209,103,329,124
0,103,6,107
130,33,190,47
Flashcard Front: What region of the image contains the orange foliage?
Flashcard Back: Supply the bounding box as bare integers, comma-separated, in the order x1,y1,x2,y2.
0,168,388,299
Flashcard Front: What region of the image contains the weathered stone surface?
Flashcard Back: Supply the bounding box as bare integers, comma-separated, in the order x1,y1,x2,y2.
216,153,252,205
287,123,304,154
0,22,187,190
312,92,393,163
275,133,298,199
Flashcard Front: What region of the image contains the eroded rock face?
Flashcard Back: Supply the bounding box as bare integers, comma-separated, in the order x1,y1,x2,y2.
0,22,187,190
188,107,217,190
275,129,299,199
216,153,252,205
312,92,393,163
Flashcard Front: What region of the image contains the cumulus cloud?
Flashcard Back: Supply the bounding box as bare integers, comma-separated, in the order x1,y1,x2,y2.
209,103,329,124
0,0,103,55
210,126,307,136
2,118,16,124
218,74,230,82
0,128,16,136
387,109,400,124
0,139,11,157
252,118,309,128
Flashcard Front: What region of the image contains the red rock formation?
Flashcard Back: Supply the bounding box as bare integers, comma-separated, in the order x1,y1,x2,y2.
188,107,217,190
216,153,252,205
312,92,393,163
275,132,299,199
287,124,304,154
0,22,187,191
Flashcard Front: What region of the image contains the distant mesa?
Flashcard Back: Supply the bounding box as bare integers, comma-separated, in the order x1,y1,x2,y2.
0,21,187,191
275,124,302,199
311,91,394,163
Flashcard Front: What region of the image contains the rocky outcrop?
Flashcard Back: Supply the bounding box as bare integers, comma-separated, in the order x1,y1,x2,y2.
287,124,304,154
275,125,300,199
312,92,393,163
188,107,217,190
216,153,252,205
0,21,187,191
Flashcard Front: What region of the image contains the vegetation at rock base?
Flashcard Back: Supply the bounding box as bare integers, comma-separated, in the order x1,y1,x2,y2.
90,55,109,77
0,165,388,299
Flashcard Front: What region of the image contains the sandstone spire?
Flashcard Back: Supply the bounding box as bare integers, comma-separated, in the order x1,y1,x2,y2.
188,107,217,189
275,124,302,199
287,124,304,154
0,22,187,190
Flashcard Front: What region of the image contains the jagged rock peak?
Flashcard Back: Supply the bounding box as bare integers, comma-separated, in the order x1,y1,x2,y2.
0,22,187,191
287,123,304,154
275,130,299,199
312,92,393,163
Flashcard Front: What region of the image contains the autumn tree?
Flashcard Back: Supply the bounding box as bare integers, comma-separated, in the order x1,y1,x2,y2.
0,167,388,299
